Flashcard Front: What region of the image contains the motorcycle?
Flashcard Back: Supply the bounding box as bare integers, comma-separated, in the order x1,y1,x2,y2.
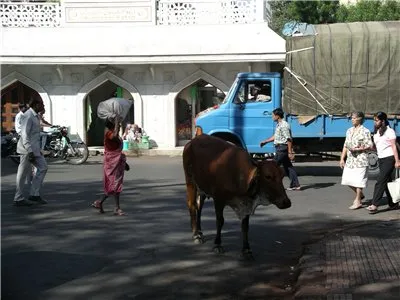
2,125,89,165
1,130,20,164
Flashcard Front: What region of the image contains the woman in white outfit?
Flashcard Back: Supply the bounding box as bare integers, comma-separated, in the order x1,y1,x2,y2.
340,112,373,210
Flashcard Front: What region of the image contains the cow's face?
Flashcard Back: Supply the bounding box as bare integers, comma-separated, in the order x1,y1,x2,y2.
257,160,291,209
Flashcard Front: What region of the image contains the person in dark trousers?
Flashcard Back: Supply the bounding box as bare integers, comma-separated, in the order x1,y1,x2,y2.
260,108,301,191
366,112,400,214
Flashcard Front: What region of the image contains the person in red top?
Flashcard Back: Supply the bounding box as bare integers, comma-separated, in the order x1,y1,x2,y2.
92,116,129,216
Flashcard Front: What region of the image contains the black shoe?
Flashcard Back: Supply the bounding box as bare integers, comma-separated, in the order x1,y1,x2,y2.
28,196,47,204
13,199,34,207
388,203,399,210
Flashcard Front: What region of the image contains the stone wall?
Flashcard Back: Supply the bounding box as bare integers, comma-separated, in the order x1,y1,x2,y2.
1,61,272,148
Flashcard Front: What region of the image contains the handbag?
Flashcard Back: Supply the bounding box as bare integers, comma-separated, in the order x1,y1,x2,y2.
387,169,400,204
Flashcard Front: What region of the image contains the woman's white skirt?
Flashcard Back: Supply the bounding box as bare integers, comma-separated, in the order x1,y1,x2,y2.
341,166,368,188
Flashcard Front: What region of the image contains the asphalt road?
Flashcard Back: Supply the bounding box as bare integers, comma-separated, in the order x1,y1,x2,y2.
1,156,398,300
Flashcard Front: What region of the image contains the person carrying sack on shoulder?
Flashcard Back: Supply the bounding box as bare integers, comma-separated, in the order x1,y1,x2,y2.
91,116,129,216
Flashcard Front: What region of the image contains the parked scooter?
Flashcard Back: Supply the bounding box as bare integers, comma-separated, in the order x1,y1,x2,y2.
1,130,20,164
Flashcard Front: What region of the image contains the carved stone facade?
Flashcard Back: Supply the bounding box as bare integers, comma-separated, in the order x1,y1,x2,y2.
1,62,274,148
63,0,155,25
0,1,283,149
0,0,270,27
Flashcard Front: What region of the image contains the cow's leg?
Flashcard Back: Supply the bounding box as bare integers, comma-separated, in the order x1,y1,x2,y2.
213,200,225,253
194,193,206,243
241,215,254,260
186,184,204,244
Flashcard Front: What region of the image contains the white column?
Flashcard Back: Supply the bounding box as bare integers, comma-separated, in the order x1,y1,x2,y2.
256,0,265,22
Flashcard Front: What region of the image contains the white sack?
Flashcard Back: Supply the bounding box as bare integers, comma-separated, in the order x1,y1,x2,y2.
97,98,132,120
388,169,400,204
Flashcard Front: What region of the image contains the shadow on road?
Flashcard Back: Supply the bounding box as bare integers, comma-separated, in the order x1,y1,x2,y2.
2,251,112,300
300,182,337,190
1,176,398,299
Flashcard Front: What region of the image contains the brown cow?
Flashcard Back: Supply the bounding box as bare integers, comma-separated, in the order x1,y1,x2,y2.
183,134,292,259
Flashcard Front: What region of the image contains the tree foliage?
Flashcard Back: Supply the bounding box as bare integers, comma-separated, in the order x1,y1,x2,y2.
270,0,400,36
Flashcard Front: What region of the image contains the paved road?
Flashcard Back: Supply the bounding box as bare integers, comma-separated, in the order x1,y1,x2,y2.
1,156,398,300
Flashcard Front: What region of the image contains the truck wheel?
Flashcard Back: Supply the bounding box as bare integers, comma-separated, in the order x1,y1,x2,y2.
367,152,379,177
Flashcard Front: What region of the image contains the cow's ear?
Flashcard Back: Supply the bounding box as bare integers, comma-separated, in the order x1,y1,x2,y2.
246,166,258,197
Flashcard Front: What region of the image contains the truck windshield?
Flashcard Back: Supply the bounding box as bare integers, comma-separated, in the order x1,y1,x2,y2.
221,78,239,104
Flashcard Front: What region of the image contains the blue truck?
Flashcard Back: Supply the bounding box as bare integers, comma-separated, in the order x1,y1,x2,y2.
194,72,399,173
194,22,400,175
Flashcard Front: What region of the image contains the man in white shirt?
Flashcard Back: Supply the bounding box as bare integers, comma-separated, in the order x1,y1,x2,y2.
14,103,28,135
14,97,48,206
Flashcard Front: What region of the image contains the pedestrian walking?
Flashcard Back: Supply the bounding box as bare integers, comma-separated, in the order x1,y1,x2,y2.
92,116,129,216
366,112,400,214
340,112,373,209
13,97,48,206
260,108,301,191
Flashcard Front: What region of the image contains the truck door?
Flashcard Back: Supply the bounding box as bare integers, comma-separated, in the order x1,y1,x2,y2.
229,79,276,153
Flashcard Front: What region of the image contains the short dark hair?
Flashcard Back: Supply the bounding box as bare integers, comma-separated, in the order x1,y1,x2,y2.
18,103,27,110
272,108,284,119
28,97,42,108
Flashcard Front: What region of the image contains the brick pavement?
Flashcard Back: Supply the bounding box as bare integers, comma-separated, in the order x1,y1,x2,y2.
295,219,400,300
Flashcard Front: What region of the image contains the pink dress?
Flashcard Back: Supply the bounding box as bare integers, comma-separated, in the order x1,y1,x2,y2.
103,130,126,195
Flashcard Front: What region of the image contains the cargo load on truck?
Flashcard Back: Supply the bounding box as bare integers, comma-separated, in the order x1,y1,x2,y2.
283,21,400,117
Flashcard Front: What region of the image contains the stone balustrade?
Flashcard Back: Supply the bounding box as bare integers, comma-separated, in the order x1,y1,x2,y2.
1,2,62,27
0,0,271,27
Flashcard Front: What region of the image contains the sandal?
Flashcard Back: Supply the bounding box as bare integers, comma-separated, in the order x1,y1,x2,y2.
366,205,378,214
91,200,104,213
349,204,362,210
114,208,126,216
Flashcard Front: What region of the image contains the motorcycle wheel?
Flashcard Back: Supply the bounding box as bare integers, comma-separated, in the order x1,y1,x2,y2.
66,142,89,165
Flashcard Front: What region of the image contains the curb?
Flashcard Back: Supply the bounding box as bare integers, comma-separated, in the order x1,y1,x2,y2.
89,149,183,157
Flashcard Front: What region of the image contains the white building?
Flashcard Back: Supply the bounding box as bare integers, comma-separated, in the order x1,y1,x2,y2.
1,0,285,149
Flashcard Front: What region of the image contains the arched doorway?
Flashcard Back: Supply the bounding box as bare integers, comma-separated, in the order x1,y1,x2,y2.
175,80,225,145
1,81,42,133
85,81,134,147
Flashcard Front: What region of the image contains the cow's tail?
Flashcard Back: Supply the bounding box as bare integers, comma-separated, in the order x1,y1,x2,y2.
182,141,194,184
183,141,198,233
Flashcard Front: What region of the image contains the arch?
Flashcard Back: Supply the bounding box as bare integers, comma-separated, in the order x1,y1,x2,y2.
1,71,53,122
167,69,230,147
170,69,230,94
75,71,143,143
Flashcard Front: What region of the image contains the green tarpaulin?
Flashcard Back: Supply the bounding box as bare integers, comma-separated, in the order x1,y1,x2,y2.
283,21,400,116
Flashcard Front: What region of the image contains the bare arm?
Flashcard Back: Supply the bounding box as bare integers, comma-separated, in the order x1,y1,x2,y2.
260,135,274,147
287,139,294,154
261,135,274,144
390,139,400,166
111,117,121,140
340,132,349,169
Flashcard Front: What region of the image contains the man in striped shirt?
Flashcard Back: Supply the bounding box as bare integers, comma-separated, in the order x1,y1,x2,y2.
260,108,301,191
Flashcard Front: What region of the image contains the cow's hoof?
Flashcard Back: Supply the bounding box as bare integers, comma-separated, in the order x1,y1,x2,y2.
240,249,254,261
213,245,224,254
193,237,204,244
193,233,204,244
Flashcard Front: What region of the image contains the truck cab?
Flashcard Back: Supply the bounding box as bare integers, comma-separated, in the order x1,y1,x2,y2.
195,72,281,154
